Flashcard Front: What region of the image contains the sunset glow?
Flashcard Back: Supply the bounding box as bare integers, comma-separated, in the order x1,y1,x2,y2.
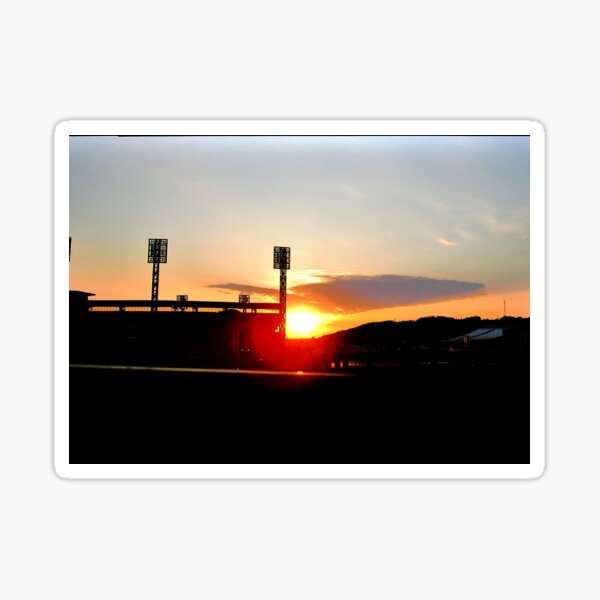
69,134,530,335
287,311,323,338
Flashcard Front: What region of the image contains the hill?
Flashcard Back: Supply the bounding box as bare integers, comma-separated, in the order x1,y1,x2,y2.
286,316,530,370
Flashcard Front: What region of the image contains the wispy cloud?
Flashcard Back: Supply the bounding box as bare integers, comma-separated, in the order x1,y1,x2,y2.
207,283,278,300
482,212,529,236
437,237,458,247
334,183,366,200
456,228,480,243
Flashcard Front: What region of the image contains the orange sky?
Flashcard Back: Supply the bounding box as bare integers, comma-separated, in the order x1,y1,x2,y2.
285,290,529,338
70,135,530,338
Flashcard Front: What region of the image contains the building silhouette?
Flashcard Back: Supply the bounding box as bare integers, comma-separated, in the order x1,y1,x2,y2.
70,293,282,369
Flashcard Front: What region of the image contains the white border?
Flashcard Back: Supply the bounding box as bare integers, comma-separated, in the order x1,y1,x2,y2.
54,119,545,480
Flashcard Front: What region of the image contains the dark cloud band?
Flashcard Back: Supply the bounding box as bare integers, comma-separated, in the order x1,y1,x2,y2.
210,275,485,315
291,275,485,313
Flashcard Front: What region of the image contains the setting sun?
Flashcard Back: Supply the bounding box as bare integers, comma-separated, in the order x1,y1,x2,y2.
287,311,322,338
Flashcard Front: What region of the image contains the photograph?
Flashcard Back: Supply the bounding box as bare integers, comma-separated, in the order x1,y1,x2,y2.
58,120,542,477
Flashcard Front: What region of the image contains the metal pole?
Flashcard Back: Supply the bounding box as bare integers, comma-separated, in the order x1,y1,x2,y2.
151,261,160,312
279,268,287,339
148,238,168,313
273,246,290,344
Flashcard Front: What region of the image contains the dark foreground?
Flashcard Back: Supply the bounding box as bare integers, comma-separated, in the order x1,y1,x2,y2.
69,363,530,465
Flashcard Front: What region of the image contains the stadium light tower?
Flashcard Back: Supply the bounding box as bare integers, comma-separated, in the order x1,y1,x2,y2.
239,293,250,314
148,238,168,312
273,246,291,339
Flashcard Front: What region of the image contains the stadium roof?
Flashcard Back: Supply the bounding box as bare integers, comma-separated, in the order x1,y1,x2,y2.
444,328,503,343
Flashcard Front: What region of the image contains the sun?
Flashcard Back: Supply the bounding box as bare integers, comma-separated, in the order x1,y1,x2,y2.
287,311,322,338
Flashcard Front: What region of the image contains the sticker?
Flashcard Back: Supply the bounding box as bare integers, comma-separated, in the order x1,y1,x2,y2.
55,119,544,479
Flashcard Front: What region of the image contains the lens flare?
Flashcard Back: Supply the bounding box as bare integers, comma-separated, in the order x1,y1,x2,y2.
287,311,322,338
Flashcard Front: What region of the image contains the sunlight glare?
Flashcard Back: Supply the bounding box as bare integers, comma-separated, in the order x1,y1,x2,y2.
287,311,322,338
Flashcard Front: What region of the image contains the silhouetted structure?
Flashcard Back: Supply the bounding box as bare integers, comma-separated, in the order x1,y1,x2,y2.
147,238,168,311
273,246,290,339
239,293,250,314
174,295,188,311
70,293,281,369
321,316,530,371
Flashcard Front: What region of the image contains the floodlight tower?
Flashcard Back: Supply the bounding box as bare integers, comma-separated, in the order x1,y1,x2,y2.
176,294,188,312
239,293,250,314
273,246,291,339
147,238,168,312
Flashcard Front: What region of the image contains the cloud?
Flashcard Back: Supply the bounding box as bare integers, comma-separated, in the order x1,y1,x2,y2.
482,214,528,236
290,275,485,314
334,183,366,200
207,283,278,299
437,237,458,247
209,275,486,315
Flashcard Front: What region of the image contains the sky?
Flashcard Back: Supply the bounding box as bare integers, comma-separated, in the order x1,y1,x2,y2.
69,135,530,337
